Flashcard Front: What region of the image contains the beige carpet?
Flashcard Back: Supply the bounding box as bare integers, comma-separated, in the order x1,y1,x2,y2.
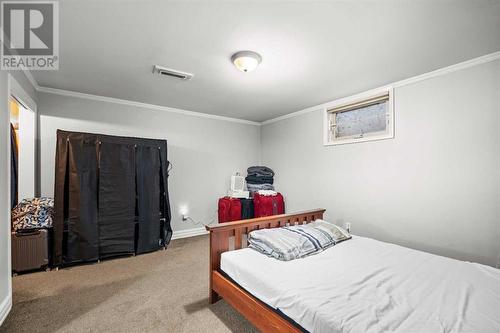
1,235,258,333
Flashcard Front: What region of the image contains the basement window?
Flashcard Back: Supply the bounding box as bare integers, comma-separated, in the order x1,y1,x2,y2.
324,89,394,146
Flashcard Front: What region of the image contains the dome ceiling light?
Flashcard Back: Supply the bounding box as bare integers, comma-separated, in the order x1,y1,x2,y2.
231,51,262,73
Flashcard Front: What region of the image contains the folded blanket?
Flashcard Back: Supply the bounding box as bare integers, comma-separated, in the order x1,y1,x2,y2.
247,183,274,192
245,175,274,184
247,166,274,178
248,219,351,261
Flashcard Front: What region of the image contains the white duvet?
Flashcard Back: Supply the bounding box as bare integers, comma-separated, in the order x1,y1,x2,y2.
220,236,500,333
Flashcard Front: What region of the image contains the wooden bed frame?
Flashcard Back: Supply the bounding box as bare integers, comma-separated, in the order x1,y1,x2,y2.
206,209,326,333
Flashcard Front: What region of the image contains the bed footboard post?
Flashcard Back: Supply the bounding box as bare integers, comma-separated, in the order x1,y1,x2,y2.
208,229,226,304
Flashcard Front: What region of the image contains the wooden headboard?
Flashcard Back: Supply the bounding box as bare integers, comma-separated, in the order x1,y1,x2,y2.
205,209,326,303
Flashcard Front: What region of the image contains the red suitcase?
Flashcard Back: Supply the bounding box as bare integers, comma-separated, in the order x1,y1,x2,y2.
253,193,285,218
218,197,242,223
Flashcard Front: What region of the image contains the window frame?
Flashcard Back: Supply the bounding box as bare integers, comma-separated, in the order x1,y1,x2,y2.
323,87,394,146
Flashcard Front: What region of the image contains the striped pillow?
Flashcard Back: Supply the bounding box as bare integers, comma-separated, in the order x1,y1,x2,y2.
248,219,351,261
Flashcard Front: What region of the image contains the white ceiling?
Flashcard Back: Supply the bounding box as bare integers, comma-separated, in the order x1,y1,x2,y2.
33,0,500,122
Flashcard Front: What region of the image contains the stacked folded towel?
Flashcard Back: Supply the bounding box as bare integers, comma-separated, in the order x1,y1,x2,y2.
247,183,274,192
246,166,275,194
255,189,277,196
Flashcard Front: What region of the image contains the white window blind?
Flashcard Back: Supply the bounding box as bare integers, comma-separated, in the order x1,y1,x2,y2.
325,90,393,145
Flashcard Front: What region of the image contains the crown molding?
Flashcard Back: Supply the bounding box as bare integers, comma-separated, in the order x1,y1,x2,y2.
262,50,500,125
22,69,39,90
21,50,500,126
36,86,262,126
8,28,257,127
392,51,500,88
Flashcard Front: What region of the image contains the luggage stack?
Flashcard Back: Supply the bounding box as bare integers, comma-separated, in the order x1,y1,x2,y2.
218,166,285,223
245,166,275,194
11,197,54,273
246,166,285,218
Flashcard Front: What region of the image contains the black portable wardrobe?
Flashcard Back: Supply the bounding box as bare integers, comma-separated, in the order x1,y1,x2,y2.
53,130,172,266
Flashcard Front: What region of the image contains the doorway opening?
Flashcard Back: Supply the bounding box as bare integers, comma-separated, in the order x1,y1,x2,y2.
9,97,36,208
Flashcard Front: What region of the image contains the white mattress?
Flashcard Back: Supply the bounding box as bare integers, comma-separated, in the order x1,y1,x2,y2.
221,236,500,333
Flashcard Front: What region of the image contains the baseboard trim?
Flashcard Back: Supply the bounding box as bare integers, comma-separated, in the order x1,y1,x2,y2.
0,294,12,327
171,227,208,240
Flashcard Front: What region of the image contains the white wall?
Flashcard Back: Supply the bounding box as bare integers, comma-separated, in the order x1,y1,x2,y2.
38,92,261,233
0,70,38,325
262,59,500,267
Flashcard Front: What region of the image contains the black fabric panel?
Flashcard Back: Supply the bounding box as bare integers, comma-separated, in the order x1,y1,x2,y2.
136,145,161,254
65,138,99,263
53,131,69,265
98,142,136,257
54,130,171,264
159,145,172,246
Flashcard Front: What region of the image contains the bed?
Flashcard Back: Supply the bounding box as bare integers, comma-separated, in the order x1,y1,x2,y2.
206,209,500,333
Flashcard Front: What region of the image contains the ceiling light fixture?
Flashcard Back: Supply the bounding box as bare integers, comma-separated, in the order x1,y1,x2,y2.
231,51,262,72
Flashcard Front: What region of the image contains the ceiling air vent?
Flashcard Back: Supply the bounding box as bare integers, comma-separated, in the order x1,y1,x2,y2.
153,65,193,80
